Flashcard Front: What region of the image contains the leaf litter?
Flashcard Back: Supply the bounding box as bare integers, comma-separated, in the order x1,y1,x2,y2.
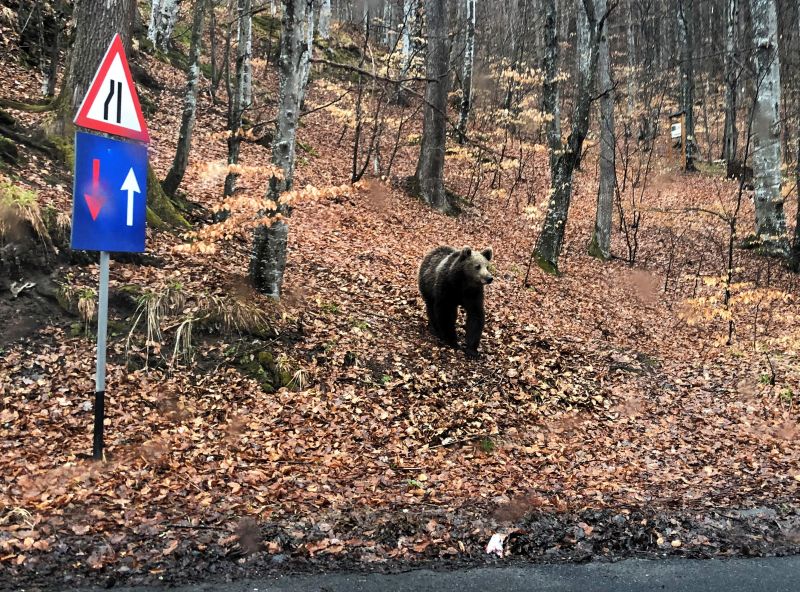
1,19,800,591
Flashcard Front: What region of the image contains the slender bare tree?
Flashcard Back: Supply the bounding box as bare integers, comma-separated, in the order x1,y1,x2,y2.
163,0,207,196
533,0,610,273
589,0,615,260
456,0,476,143
676,0,696,170
722,0,738,167
318,0,331,39
414,0,451,212
223,0,253,198
250,0,314,297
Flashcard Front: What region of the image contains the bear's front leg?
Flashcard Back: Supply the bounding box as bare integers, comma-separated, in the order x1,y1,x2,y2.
464,302,485,358
435,301,458,347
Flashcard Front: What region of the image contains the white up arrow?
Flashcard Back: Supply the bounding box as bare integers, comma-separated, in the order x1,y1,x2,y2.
120,168,141,227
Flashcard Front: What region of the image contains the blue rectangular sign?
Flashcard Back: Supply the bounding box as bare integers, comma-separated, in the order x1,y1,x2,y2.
71,131,148,252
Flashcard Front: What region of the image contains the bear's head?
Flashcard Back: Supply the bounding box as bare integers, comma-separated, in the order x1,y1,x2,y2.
459,247,494,286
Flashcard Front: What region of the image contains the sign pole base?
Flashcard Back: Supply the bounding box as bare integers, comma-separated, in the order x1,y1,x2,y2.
93,251,110,461
92,390,105,460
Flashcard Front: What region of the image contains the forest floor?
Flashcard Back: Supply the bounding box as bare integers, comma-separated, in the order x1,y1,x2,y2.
3,18,800,592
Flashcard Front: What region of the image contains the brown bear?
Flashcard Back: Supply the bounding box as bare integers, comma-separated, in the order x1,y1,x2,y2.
418,246,493,358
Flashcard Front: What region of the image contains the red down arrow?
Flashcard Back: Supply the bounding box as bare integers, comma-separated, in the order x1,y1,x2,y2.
84,158,105,220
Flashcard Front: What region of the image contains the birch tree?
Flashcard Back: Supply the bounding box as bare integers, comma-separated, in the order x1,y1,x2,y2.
456,0,476,143
318,0,331,39
250,0,314,297
299,2,316,107
148,0,182,51
722,0,738,166
749,0,788,255
533,0,609,273
401,0,413,73
414,0,451,213
589,0,615,260
163,0,207,196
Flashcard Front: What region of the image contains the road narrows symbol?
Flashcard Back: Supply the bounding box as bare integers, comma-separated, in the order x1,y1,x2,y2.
103,80,114,121
102,80,124,124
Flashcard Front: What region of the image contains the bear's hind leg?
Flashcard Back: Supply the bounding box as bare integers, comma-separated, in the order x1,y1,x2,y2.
435,301,458,347
423,296,437,334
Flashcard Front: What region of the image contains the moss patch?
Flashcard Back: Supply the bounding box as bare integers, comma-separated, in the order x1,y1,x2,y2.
587,234,609,260
238,349,294,393
534,252,560,276
147,164,189,230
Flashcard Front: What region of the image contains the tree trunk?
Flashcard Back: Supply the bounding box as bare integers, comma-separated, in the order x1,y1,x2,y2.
414,0,451,213
589,0,614,261
238,0,253,110
401,0,413,72
162,0,207,196
149,0,181,51
749,0,788,255
250,0,313,298
573,0,590,170
56,0,136,133
534,0,604,273
722,0,738,164
792,136,800,269
319,0,331,39
148,0,164,46
209,5,220,101
223,0,252,198
44,0,62,97
625,0,636,117
299,0,316,107
382,0,393,46
677,0,696,170
456,0,475,143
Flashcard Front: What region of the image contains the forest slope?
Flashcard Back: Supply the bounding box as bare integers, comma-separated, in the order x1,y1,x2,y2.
1,16,800,590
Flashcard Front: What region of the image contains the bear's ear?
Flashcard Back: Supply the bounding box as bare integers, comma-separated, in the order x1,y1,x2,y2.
481,247,493,261
459,247,472,259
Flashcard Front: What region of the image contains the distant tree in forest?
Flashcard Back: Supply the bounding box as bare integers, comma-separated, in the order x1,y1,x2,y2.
589,0,615,261
456,0,476,143
676,0,697,171
533,0,611,273
163,0,208,196
250,0,314,298
414,0,451,213
749,0,789,256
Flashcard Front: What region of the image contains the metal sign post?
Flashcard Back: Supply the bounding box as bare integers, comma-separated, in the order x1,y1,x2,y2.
93,251,110,460
71,34,150,461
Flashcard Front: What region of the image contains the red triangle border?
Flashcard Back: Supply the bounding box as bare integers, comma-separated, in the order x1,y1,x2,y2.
73,34,150,143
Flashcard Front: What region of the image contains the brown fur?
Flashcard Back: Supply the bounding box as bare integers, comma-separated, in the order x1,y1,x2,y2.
418,246,493,357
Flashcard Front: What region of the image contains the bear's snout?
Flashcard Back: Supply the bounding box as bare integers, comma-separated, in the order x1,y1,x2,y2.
484,276,493,284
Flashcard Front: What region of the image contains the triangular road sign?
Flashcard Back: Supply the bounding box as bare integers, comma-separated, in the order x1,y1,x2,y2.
74,34,150,143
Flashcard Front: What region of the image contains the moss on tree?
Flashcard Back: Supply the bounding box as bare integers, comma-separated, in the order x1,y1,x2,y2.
534,252,560,276
587,234,610,260
147,164,189,230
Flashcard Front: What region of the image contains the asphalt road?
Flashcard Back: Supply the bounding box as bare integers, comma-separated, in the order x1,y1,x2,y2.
106,556,800,592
